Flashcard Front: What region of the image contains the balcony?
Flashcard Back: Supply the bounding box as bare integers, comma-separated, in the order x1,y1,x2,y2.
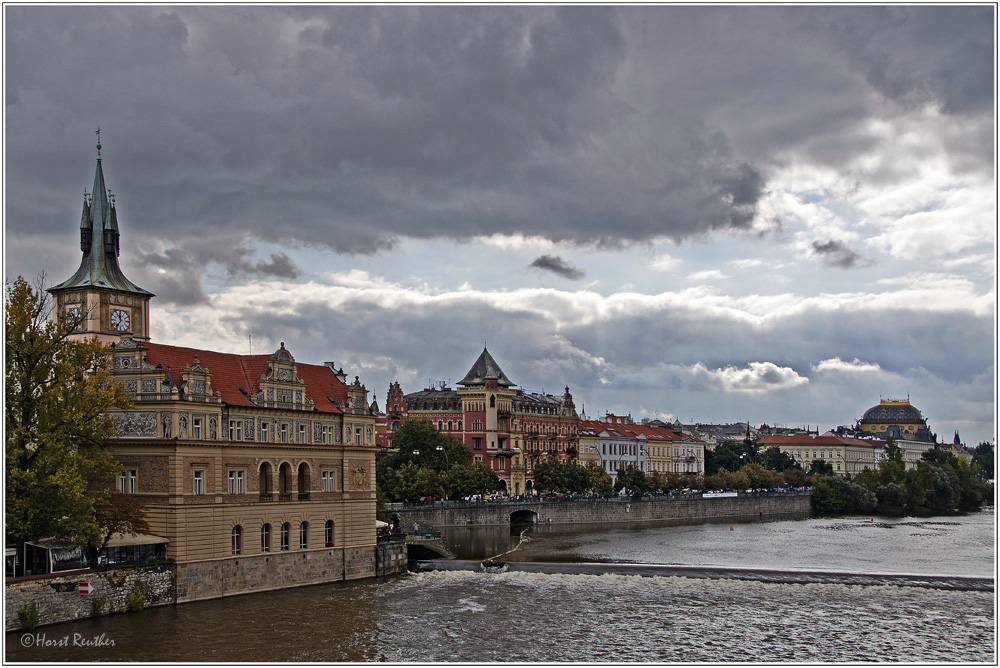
259,493,274,502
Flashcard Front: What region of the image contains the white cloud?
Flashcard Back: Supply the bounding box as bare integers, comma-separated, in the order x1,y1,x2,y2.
686,361,809,394
813,357,882,373
689,269,729,282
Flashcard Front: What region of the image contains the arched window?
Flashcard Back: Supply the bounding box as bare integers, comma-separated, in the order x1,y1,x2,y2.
438,421,443,430
280,522,290,551
324,520,334,546
458,421,462,430
232,526,242,555
490,395,495,408
261,524,271,552
299,522,309,549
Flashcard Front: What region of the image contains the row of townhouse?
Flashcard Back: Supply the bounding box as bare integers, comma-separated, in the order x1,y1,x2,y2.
578,415,706,481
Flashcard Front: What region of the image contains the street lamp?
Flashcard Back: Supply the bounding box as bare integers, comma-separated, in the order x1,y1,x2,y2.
435,445,450,472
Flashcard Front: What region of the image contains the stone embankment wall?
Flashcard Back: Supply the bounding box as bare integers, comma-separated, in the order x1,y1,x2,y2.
375,538,407,577
174,545,374,603
5,564,174,632
391,493,811,528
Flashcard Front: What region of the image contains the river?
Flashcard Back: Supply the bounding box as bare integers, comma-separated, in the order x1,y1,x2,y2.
6,511,996,663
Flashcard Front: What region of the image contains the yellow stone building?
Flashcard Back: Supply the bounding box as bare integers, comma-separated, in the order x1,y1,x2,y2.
47,144,377,601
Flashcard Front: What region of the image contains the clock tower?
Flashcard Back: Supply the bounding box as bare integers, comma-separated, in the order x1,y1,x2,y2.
49,136,154,344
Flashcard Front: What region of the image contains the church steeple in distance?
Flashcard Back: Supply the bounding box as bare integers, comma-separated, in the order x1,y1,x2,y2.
49,134,154,343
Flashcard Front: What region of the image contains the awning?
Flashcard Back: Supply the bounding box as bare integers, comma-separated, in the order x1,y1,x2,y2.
27,533,169,550
106,533,169,547
376,520,389,527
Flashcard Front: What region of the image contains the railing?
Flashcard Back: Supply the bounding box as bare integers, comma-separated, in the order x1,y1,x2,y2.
386,489,812,510
278,493,292,502
259,493,273,502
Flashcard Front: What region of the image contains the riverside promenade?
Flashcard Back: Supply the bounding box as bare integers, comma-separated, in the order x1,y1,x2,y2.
388,491,811,528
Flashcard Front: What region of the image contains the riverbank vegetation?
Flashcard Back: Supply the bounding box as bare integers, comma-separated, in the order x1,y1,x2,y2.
811,438,990,516
375,419,501,509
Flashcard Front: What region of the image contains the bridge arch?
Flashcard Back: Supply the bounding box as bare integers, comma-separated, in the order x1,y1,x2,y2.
510,509,538,525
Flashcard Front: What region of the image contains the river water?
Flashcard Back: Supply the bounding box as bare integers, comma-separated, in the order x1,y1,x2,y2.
6,511,996,663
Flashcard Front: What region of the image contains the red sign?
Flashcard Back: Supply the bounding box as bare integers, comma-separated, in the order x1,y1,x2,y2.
77,582,93,595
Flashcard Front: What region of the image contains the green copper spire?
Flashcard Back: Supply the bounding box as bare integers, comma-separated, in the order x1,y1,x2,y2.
50,137,153,297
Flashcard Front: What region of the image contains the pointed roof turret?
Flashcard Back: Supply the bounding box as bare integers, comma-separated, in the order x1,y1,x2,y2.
50,135,153,297
457,347,515,387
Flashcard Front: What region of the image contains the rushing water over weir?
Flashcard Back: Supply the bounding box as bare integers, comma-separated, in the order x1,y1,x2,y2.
5,512,995,663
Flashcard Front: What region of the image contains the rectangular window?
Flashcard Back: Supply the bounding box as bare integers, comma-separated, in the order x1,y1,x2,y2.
119,469,137,494
192,418,202,440
280,424,289,444
322,471,336,492
193,470,204,496
228,470,244,494
229,420,243,441
355,427,362,446
260,422,269,442
473,437,482,451
299,425,307,443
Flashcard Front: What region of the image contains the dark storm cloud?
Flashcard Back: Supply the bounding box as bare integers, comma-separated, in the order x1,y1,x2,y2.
131,237,302,305
4,5,993,262
811,240,866,269
529,255,586,280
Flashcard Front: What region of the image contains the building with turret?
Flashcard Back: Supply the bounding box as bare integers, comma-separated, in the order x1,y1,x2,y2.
37,141,378,600
385,348,580,495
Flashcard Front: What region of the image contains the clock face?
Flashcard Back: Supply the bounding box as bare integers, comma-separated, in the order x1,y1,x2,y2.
110,309,131,332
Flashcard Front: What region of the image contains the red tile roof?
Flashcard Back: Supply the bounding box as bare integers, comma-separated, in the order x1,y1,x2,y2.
142,342,347,414
759,434,883,449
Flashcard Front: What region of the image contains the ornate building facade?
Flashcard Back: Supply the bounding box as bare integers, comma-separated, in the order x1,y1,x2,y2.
385,348,580,495
47,144,378,601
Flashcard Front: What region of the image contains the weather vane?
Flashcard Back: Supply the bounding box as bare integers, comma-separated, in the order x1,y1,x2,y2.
95,127,102,157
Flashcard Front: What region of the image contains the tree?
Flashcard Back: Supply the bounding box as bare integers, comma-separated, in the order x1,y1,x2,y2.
583,461,613,495
809,459,834,476
6,276,139,573
385,419,472,473
971,442,993,481
705,441,743,473
879,437,906,486
740,463,775,491
761,445,798,473
85,491,151,568
613,464,649,497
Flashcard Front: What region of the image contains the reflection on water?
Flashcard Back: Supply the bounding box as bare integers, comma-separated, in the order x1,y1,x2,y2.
5,511,995,663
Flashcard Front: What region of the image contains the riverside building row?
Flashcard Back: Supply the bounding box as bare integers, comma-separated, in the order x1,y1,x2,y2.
383,354,709,494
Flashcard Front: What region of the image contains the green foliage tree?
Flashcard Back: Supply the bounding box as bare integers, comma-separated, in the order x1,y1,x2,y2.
809,459,834,476
583,461,613,495
740,462,775,491
385,419,472,473
971,441,993,481
811,476,845,514
879,437,906,486
446,462,500,499
760,445,798,473
613,464,649,497
705,441,744,473
5,277,139,574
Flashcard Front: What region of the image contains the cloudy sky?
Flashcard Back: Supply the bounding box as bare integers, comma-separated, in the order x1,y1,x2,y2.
5,6,996,445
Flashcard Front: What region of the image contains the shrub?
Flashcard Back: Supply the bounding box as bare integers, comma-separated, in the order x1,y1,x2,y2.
18,602,39,630
90,595,106,616
124,584,146,613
